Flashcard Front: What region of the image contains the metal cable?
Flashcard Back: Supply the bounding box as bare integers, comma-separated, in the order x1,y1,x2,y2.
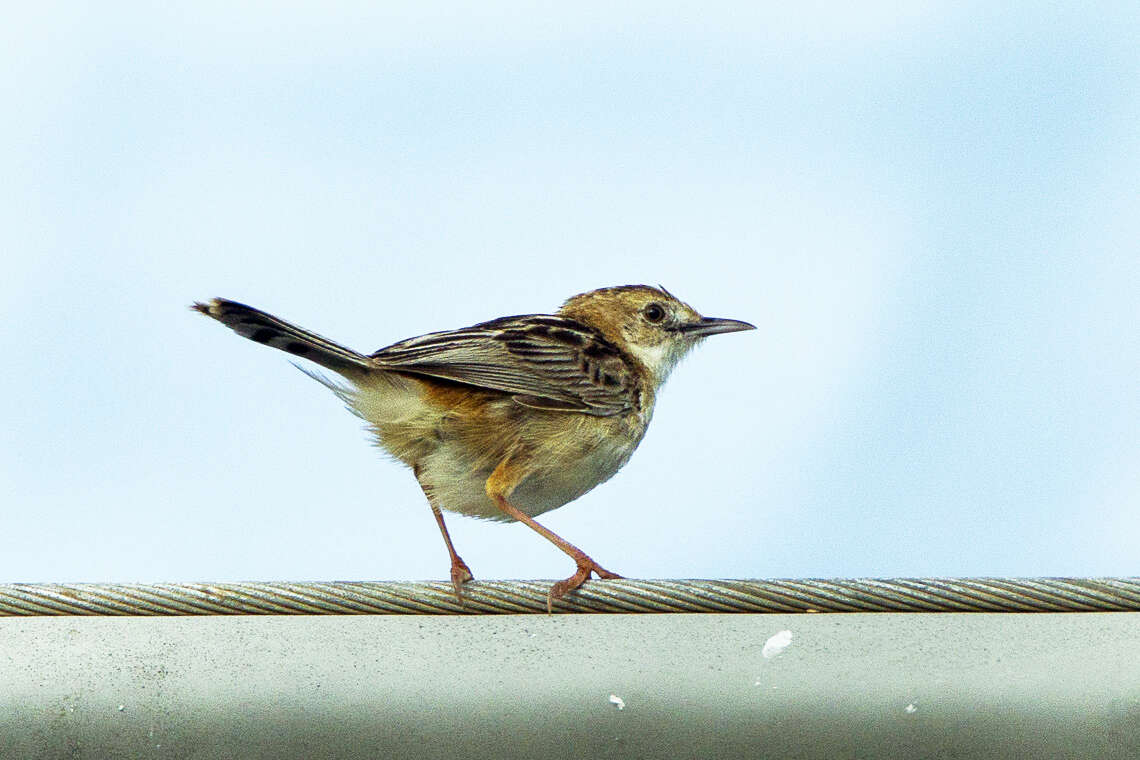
1,578,1138,615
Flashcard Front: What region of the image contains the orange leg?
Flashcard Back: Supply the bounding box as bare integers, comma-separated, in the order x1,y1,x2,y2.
430,503,474,601
486,458,621,612
415,470,473,603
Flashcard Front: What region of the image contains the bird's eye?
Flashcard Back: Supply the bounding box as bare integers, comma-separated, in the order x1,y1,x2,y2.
642,303,667,323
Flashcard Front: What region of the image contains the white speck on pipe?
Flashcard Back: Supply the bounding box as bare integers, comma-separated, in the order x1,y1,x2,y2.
905,703,917,714
762,630,793,659
609,694,625,710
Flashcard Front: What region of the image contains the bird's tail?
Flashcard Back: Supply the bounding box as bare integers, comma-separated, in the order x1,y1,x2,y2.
193,298,374,378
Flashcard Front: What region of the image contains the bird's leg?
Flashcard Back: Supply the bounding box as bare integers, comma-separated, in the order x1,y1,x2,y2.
486,458,622,613
415,470,473,602
430,503,474,600
487,492,622,610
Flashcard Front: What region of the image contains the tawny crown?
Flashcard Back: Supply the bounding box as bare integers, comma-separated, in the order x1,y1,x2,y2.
558,285,754,384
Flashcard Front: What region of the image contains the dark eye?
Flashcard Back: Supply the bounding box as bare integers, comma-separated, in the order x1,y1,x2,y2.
642,303,667,323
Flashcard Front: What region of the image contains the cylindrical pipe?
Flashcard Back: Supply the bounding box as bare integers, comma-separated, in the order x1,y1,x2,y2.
2,612,1139,759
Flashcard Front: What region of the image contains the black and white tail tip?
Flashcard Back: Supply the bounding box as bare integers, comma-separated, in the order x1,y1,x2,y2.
192,298,372,376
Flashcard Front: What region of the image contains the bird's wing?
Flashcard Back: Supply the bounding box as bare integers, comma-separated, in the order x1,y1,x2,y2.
369,315,638,416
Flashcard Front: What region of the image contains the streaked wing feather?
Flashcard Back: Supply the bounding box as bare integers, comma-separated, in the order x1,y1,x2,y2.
369,315,635,416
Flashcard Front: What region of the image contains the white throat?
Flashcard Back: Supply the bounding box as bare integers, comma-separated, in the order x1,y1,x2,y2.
625,339,688,386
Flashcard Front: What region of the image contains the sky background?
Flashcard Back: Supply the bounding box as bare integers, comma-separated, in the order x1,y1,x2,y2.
1,2,1136,584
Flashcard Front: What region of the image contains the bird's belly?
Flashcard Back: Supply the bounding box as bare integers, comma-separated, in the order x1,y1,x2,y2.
420,432,640,521
349,373,652,522
511,438,637,516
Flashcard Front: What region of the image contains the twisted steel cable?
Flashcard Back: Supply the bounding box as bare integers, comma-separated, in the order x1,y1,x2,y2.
1,578,1138,615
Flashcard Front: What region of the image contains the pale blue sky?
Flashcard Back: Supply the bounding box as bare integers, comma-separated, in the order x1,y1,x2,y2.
1,3,1136,583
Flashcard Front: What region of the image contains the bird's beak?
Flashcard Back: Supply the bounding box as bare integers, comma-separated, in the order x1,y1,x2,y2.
679,316,757,337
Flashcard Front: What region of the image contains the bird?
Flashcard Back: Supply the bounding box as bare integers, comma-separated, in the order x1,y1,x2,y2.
193,285,754,610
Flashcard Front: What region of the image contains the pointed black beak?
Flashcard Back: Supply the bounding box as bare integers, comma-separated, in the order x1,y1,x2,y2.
678,316,757,337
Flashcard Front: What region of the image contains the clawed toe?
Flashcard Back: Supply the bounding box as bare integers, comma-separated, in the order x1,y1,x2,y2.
450,558,474,603
546,559,621,612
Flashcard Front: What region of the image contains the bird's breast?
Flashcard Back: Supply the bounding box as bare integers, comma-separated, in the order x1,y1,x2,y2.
508,420,644,517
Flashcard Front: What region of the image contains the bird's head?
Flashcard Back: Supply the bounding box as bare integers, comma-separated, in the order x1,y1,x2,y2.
559,285,755,385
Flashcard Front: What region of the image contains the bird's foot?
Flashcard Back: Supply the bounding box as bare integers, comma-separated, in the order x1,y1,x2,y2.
547,558,622,613
449,557,474,604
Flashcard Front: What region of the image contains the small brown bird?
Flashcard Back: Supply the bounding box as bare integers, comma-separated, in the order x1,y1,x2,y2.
194,285,754,609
